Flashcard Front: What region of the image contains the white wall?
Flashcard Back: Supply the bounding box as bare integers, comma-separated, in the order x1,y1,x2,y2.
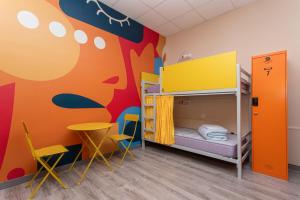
165,0,300,166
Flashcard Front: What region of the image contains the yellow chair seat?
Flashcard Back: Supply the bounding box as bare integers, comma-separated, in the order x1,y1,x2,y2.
109,134,132,141
35,145,68,158
108,114,139,164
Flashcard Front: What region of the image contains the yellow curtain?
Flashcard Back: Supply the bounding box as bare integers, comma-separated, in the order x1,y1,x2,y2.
155,96,175,145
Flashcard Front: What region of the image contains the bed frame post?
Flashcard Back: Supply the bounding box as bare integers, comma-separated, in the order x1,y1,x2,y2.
236,64,242,180
249,72,252,163
141,80,146,150
159,67,163,94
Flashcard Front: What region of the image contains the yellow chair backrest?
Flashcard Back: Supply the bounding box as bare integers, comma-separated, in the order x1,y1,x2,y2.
122,114,139,138
124,114,139,122
22,121,36,158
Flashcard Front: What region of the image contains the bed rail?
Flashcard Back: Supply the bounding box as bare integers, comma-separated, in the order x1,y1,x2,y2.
161,51,238,93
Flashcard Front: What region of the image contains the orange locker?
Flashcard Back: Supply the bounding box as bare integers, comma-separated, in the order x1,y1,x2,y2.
252,51,288,180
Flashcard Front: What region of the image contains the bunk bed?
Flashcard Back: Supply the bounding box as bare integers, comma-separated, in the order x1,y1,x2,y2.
141,51,251,179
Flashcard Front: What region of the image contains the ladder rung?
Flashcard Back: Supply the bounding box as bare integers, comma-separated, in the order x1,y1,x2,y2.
144,104,154,107
144,128,155,132
145,93,159,96
144,116,154,120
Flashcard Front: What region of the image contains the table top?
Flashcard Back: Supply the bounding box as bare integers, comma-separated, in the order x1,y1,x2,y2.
67,122,112,131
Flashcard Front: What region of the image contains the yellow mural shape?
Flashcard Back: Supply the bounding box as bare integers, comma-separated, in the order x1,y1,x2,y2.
130,43,155,97
0,0,80,81
156,35,166,58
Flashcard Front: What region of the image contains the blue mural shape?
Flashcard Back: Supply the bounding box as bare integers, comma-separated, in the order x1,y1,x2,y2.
59,0,144,43
52,93,104,108
124,121,141,142
154,57,163,75
116,106,141,148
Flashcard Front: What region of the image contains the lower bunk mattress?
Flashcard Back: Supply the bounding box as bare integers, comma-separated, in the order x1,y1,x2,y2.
175,127,238,158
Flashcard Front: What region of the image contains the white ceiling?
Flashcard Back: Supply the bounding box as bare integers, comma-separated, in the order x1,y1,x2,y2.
100,0,256,36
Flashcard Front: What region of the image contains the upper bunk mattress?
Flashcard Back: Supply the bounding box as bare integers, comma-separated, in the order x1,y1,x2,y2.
175,127,237,158
145,85,160,93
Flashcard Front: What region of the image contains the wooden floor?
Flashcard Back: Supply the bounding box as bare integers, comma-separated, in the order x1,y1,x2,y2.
1,144,300,200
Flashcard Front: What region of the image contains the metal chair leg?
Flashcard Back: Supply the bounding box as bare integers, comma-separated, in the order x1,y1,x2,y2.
26,156,52,188
120,141,136,159
29,154,67,199
119,140,135,165
77,150,98,185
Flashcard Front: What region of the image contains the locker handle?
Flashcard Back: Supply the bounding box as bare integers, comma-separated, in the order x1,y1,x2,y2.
253,112,259,116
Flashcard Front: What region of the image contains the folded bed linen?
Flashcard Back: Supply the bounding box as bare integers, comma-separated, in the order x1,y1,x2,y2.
202,132,228,141
198,124,228,135
198,124,229,141
207,132,227,136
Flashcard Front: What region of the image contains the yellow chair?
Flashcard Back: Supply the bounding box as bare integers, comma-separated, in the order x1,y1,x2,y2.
108,114,139,164
22,121,69,199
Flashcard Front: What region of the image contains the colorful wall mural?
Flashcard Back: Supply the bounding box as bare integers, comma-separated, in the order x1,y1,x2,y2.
0,0,165,182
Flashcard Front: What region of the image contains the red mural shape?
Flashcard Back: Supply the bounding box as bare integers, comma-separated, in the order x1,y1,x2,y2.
7,168,25,180
0,83,15,169
103,76,120,84
107,27,160,121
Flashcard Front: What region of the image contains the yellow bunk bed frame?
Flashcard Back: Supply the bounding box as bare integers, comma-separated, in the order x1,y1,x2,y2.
141,51,251,180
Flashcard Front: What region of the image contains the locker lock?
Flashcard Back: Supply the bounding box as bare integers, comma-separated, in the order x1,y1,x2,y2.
252,97,258,107
265,56,271,62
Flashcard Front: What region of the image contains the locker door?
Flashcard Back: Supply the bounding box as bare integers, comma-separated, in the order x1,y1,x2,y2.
252,51,288,180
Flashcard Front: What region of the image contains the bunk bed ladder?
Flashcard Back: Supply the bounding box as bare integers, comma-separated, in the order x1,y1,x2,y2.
143,95,156,136
152,95,157,134
141,80,146,149
141,81,157,149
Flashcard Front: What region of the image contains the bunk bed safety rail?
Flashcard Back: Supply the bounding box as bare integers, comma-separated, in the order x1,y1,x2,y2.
161,51,238,93
242,150,250,163
241,68,251,78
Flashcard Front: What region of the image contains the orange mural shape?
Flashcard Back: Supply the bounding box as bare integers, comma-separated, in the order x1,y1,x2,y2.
130,43,155,97
0,0,80,81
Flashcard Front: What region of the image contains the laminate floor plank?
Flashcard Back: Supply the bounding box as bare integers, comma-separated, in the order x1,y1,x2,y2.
0,145,299,200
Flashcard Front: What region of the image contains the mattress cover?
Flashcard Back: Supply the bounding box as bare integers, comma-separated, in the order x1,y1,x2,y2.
175,127,237,146
175,127,238,158
145,85,160,93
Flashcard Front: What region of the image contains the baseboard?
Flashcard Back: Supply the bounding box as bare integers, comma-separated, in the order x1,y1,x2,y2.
0,173,33,190
289,164,300,171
